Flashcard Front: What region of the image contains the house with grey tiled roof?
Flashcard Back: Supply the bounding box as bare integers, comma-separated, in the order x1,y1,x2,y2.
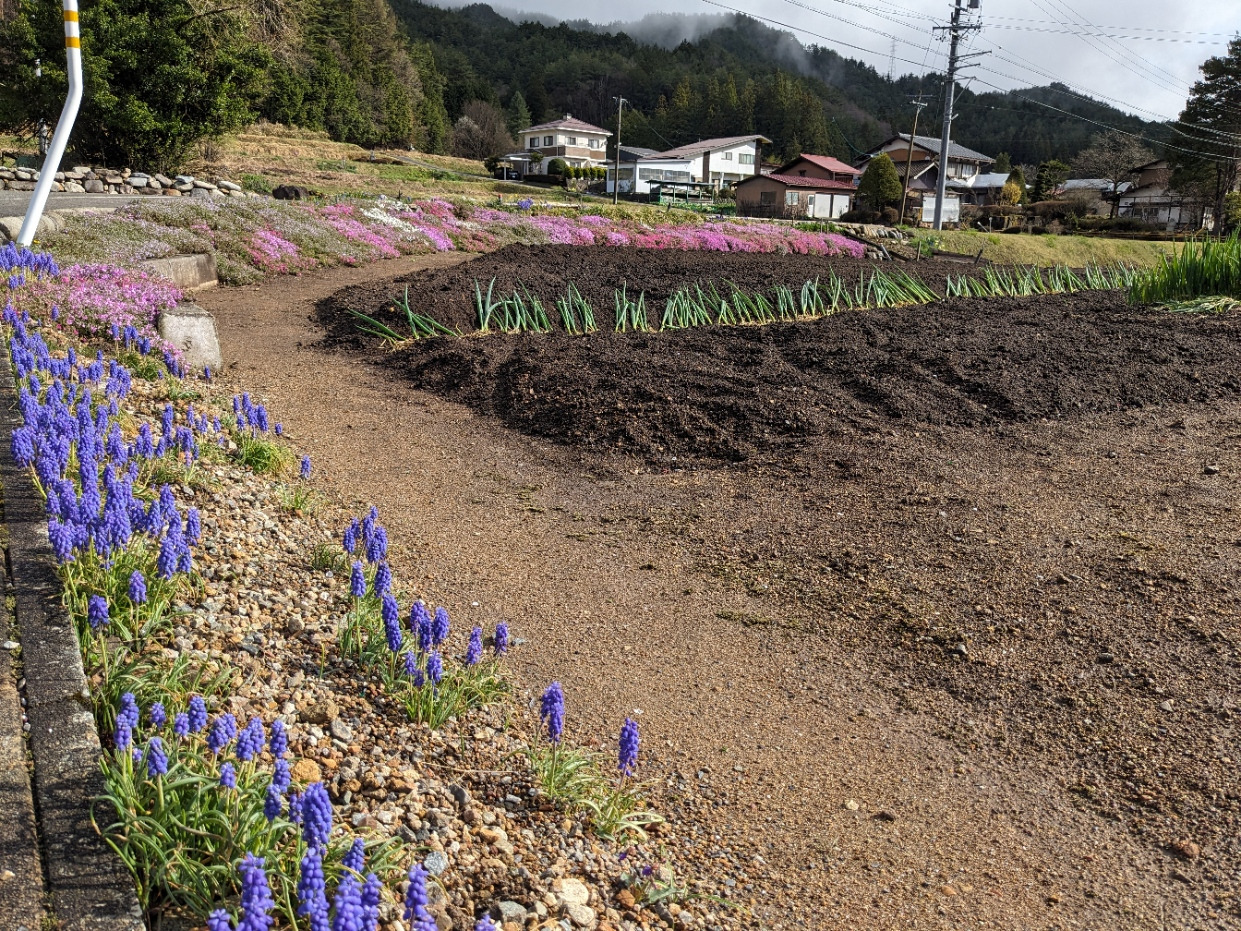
860,133,995,196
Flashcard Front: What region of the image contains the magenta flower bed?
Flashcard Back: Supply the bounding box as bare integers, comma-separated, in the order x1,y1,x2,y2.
24,263,180,346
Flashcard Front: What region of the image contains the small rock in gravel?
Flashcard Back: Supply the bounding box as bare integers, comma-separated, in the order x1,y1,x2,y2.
1159,700,1175,712
844,799,860,811
1204,463,1221,475
555,877,591,909
423,851,448,876
302,699,339,725
291,759,323,783
2,641,18,650
1096,652,1114,664
330,718,353,741
490,901,527,924
566,903,597,928
1172,838,1201,860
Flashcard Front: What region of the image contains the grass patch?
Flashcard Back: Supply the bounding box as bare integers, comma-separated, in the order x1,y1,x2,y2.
1129,234,1241,306
911,229,1176,268
234,432,295,476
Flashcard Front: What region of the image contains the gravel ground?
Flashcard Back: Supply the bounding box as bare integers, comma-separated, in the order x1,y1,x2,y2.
194,254,1236,929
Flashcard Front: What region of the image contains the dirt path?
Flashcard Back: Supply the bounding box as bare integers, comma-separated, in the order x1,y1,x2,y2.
200,256,1222,929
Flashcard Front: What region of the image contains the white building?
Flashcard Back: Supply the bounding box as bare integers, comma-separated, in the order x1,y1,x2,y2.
651,135,770,190
605,146,695,196
517,114,611,171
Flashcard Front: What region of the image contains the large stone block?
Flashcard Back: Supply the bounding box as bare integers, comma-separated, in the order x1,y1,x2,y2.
157,304,223,372
140,253,218,291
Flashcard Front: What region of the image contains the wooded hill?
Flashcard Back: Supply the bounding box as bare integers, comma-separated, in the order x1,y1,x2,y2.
0,0,1168,170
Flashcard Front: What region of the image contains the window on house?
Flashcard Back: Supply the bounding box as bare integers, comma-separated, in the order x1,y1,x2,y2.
759,191,775,205
785,191,800,206
527,139,538,149
568,136,578,145
798,170,806,176
739,154,754,165
589,139,599,149
544,136,553,146
720,151,733,161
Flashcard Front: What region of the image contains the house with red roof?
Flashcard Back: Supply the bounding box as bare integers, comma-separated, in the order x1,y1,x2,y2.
734,154,861,220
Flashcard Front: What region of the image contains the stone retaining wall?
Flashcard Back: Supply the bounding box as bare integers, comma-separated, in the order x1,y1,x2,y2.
0,165,259,199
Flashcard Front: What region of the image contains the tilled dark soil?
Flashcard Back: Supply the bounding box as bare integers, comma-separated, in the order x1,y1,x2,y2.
319,246,1241,467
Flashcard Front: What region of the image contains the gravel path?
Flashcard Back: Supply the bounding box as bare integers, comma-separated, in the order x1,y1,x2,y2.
200,255,1212,928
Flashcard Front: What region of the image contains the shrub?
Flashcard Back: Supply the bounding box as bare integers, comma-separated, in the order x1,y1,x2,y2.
547,158,568,177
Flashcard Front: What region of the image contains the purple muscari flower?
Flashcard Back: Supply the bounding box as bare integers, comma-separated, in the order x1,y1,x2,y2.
48,519,75,564
465,626,483,666
263,784,283,821
236,717,265,762
331,875,364,931
208,910,232,931
220,762,238,789
474,920,500,931
149,702,166,728
540,682,565,744
173,713,190,738
288,790,304,825
350,561,366,599
300,456,312,480
618,718,640,776
365,527,387,564
382,593,402,652
301,782,332,850
343,520,358,554
373,562,391,598
432,606,450,647
176,543,192,575
10,426,35,467
188,695,208,732
207,713,238,754
426,651,443,686
128,571,147,604
269,719,288,758
132,747,143,763
342,838,365,874
118,692,140,729
87,594,110,630
274,423,283,436
403,864,430,925
360,874,381,931
238,853,275,931
186,507,201,545
410,601,431,649
146,737,168,778
114,719,132,751
272,758,292,794
494,622,509,656
297,849,330,931
404,651,424,687
157,533,179,580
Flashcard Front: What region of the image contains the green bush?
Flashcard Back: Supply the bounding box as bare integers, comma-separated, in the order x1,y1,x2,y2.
547,158,567,177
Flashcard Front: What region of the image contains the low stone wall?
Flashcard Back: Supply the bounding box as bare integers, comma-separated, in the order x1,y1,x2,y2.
0,165,260,199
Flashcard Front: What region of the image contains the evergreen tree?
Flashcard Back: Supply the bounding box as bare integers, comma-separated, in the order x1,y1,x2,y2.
0,0,266,170
993,151,1012,174
857,153,902,209
505,90,532,136
1173,38,1241,227
1006,167,1028,205
1031,160,1071,202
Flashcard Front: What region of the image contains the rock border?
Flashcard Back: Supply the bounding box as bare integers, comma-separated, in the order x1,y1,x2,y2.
0,350,144,931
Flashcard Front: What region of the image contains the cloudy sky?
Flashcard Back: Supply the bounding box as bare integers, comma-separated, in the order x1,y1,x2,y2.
453,0,1240,122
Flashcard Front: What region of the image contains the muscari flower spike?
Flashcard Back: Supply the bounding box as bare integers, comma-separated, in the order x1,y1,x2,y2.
149,702,166,729
360,873,381,931
270,719,288,758
540,682,565,744
146,737,168,778
219,762,237,789
300,455,312,480
465,626,483,666
207,910,232,931
426,651,443,686
432,606,450,646
263,784,283,822
272,759,292,794
382,593,402,652
87,594,110,630
301,782,333,850
188,695,208,732
236,716,266,762
238,853,275,931
350,561,366,599
297,849,330,931
343,838,366,874
330,874,364,931
618,718,640,777
118,692,140,729
173,713,191,738
474,919,500,931
128,570,147,604
494,622,509,656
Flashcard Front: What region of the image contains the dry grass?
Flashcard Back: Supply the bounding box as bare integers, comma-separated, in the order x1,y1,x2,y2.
911,229,1177,269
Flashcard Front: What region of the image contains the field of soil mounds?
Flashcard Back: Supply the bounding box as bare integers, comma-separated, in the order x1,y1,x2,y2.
318,246,1241,466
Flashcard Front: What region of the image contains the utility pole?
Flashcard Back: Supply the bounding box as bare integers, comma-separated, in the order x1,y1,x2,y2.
932,0,984,231
899,97,928,225
612,96,626,206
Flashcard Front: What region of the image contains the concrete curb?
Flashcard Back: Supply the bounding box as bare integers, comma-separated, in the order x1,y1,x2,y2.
0,350,144,931
140,254,218,292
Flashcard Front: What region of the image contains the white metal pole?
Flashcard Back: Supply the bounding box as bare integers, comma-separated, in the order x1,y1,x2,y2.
18,0,83,248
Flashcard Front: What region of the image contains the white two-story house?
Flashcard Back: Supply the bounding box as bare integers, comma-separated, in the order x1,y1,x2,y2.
518,114,611,171
652,135,770,190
